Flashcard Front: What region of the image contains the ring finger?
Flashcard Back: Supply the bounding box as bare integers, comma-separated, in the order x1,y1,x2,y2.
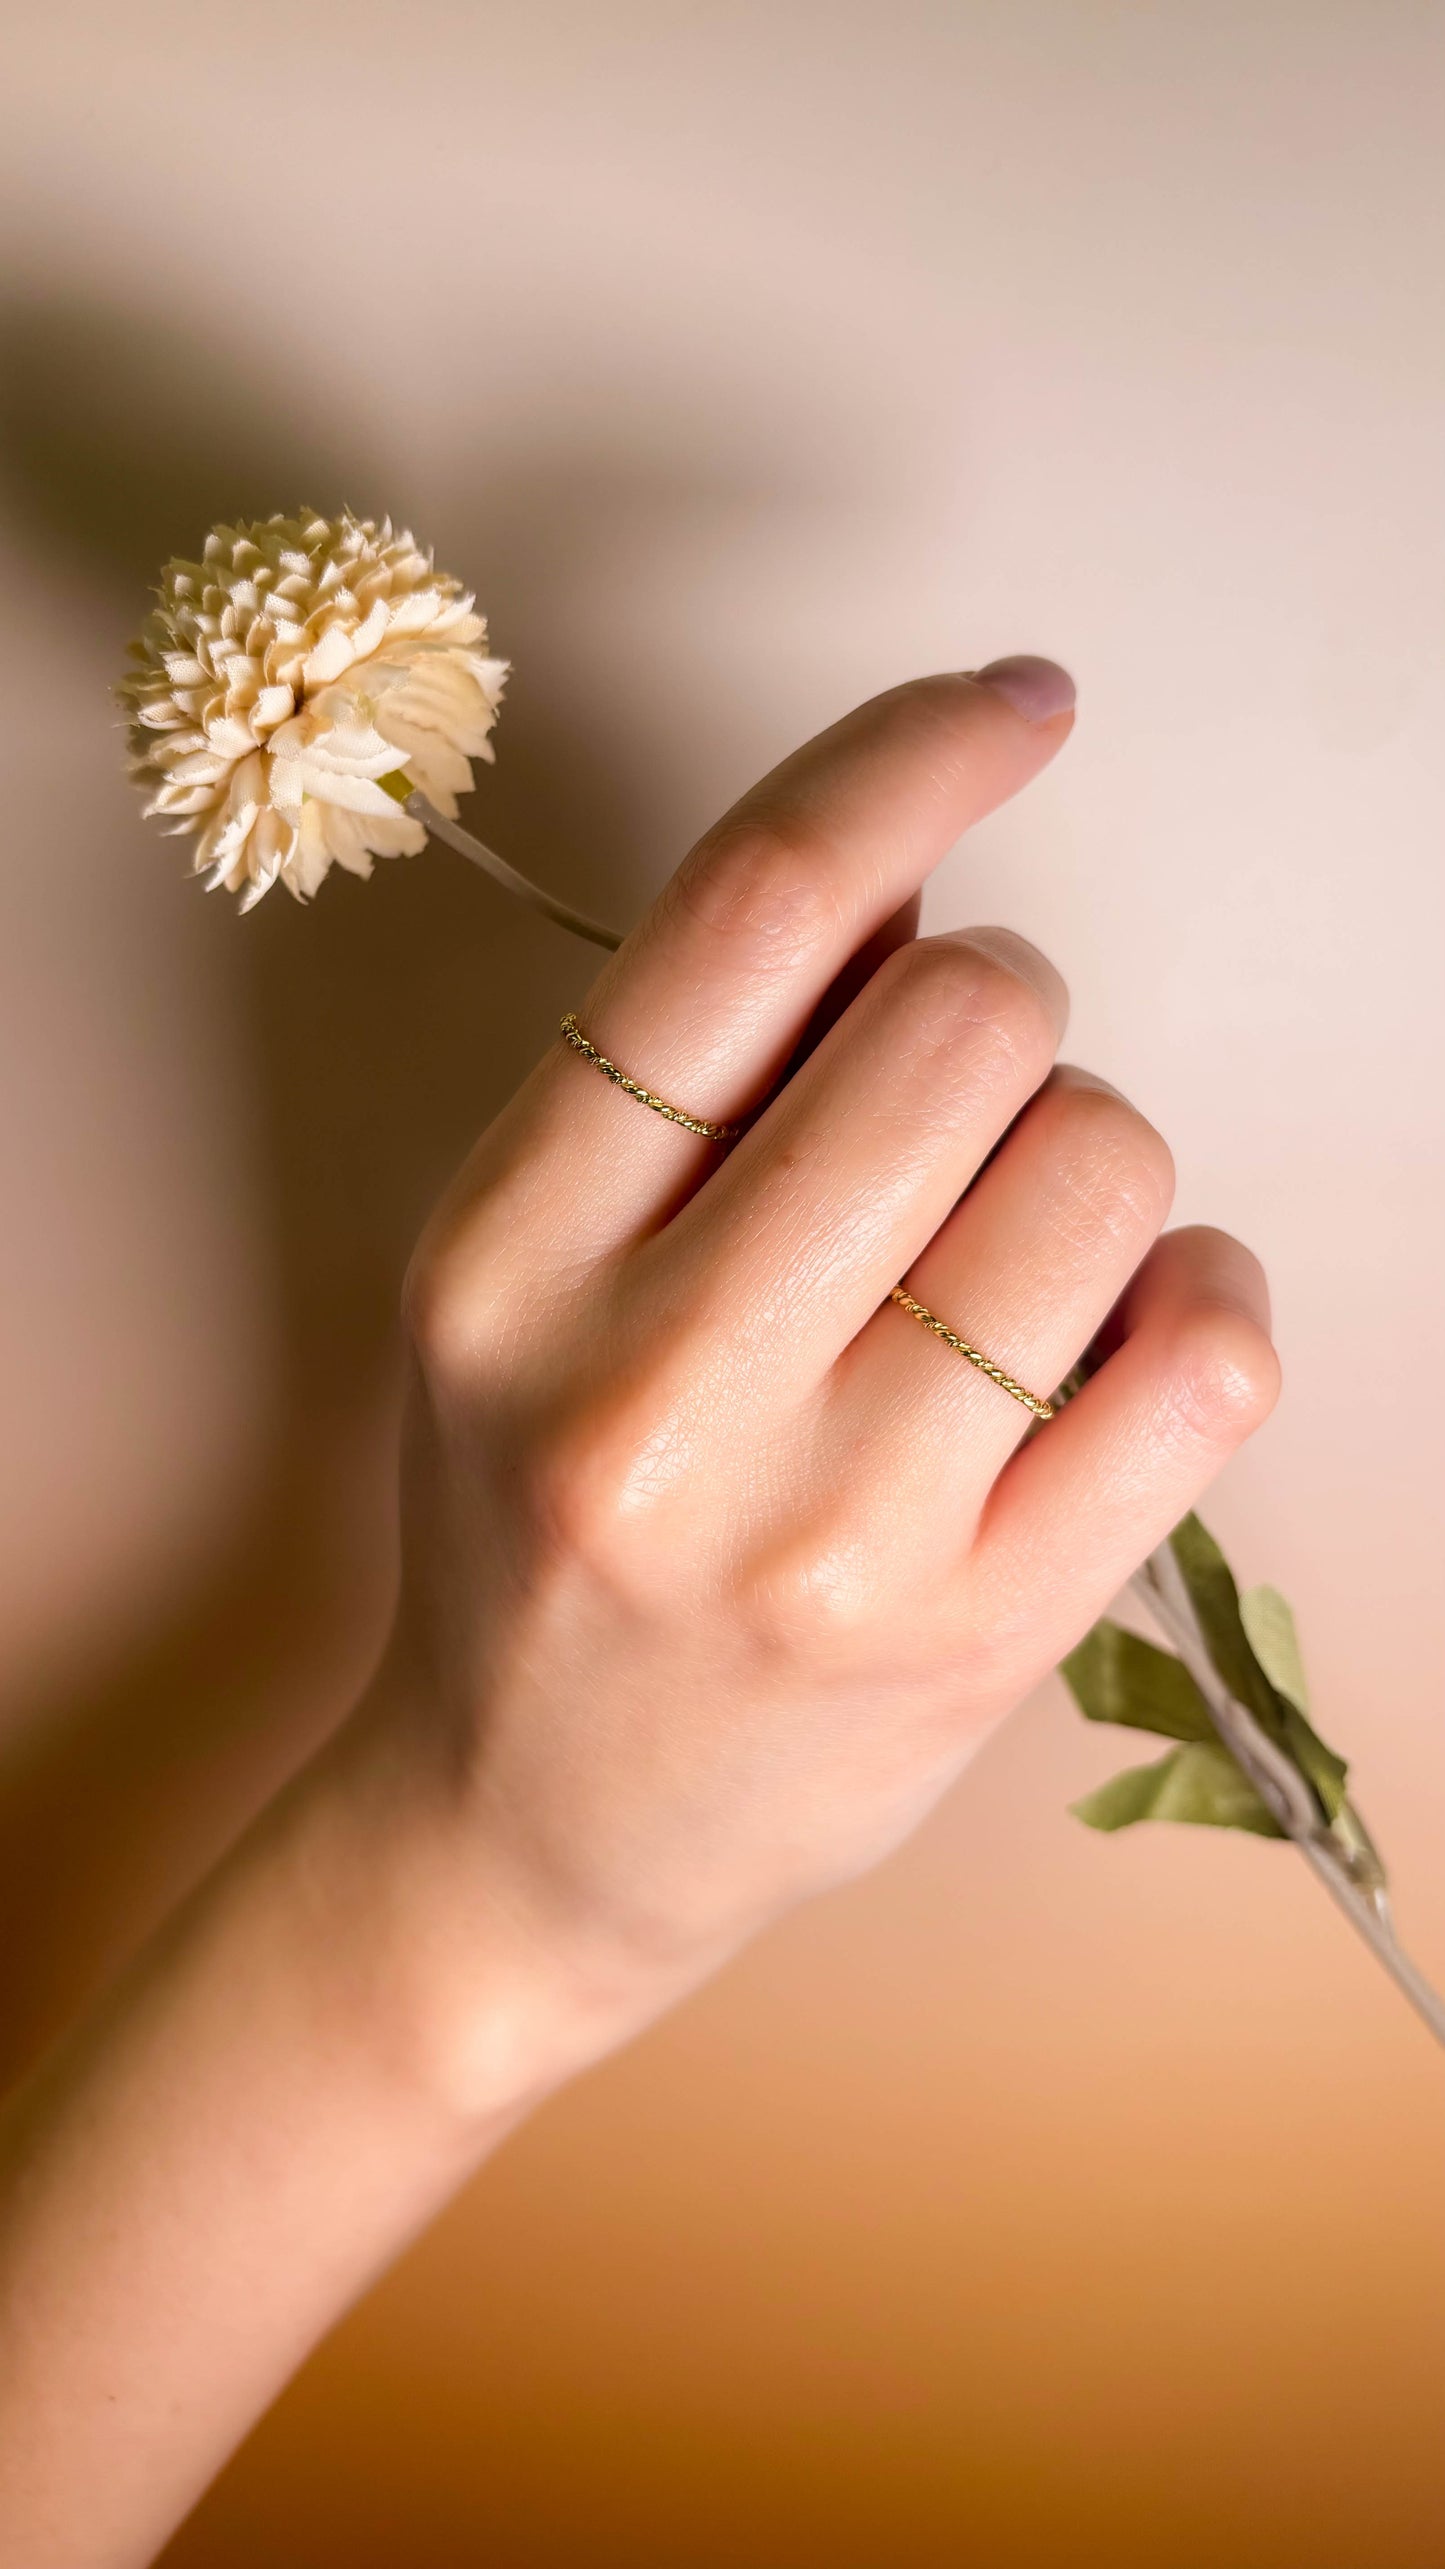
829,1066,1176,1553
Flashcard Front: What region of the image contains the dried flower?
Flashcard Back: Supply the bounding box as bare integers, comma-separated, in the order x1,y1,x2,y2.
118,510,508,910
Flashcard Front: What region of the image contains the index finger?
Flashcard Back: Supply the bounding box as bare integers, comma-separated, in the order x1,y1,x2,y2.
576,658,1075,1148
428,660,1075,1291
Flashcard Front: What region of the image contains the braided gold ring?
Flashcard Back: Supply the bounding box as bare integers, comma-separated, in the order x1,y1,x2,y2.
559,1014,740,1143
889,1287,1054,1420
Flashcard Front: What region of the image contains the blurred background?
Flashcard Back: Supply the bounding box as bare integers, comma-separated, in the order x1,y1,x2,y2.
2,4,1444,2561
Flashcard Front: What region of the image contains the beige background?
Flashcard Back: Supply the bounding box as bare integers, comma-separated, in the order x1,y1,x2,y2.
3,5,1444,2562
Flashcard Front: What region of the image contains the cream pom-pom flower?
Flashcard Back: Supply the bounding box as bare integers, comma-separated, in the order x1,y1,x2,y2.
118,510,509,911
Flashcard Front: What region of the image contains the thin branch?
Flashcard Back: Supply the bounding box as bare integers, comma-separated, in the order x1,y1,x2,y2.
407,795,623,951
1132,1546,1445,2052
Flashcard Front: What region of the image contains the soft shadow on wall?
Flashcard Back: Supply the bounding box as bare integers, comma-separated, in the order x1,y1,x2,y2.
0,291,787,2077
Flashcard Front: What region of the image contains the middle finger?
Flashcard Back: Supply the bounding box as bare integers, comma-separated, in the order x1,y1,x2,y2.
628,924,1067,1422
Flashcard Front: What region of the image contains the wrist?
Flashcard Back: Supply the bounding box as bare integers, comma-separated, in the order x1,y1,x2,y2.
304,1681,694,2140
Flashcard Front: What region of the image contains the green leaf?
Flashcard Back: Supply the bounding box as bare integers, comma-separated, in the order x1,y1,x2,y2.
1166,1517,1350,1823
1278,1701,1349,1823
1168,1516,1281,1731
1070,1741,1286,1838
1061,1621,1215,1743
1240,1583,1309,1712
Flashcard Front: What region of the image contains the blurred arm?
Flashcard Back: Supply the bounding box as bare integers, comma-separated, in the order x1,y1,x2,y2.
0,1699,644,2569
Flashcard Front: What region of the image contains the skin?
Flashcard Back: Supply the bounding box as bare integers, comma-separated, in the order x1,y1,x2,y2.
0,662,1279,2566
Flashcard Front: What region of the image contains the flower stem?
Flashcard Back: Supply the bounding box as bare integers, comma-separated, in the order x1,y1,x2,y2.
407,795,623,951
1132,1545,1445,2052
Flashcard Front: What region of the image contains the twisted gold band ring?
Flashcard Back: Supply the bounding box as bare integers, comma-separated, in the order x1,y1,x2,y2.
559,1014,740,1143
888,1287,1055,1420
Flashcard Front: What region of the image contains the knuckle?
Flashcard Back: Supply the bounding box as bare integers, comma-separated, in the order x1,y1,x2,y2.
741,1536,890,1667
1165,1303,1282,1441
402,1198,524,1390
401,1232,482,1384
664,811,842,965
880,932,1060,1077
967,944,1064,1074
527,1435,617,1575
1049,1082,1175,1231
526,1392,674,1592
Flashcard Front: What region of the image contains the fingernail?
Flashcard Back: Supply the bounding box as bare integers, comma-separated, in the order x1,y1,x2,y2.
970,655,1076,724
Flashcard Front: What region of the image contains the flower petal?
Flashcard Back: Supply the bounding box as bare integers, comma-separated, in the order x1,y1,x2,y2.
121,507,501,905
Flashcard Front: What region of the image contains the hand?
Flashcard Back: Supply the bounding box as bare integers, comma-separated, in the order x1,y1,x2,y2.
0,664,1282,2563
371,662,1280,2059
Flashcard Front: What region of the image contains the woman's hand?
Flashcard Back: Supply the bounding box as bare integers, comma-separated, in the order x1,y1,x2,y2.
370,660,1279,2076
0,661,1280,2567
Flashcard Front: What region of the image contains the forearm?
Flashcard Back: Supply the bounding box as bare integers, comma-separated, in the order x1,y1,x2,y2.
0,1695,641,2569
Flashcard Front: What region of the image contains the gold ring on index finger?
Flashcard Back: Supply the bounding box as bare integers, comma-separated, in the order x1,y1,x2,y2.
559,1014,741,1144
